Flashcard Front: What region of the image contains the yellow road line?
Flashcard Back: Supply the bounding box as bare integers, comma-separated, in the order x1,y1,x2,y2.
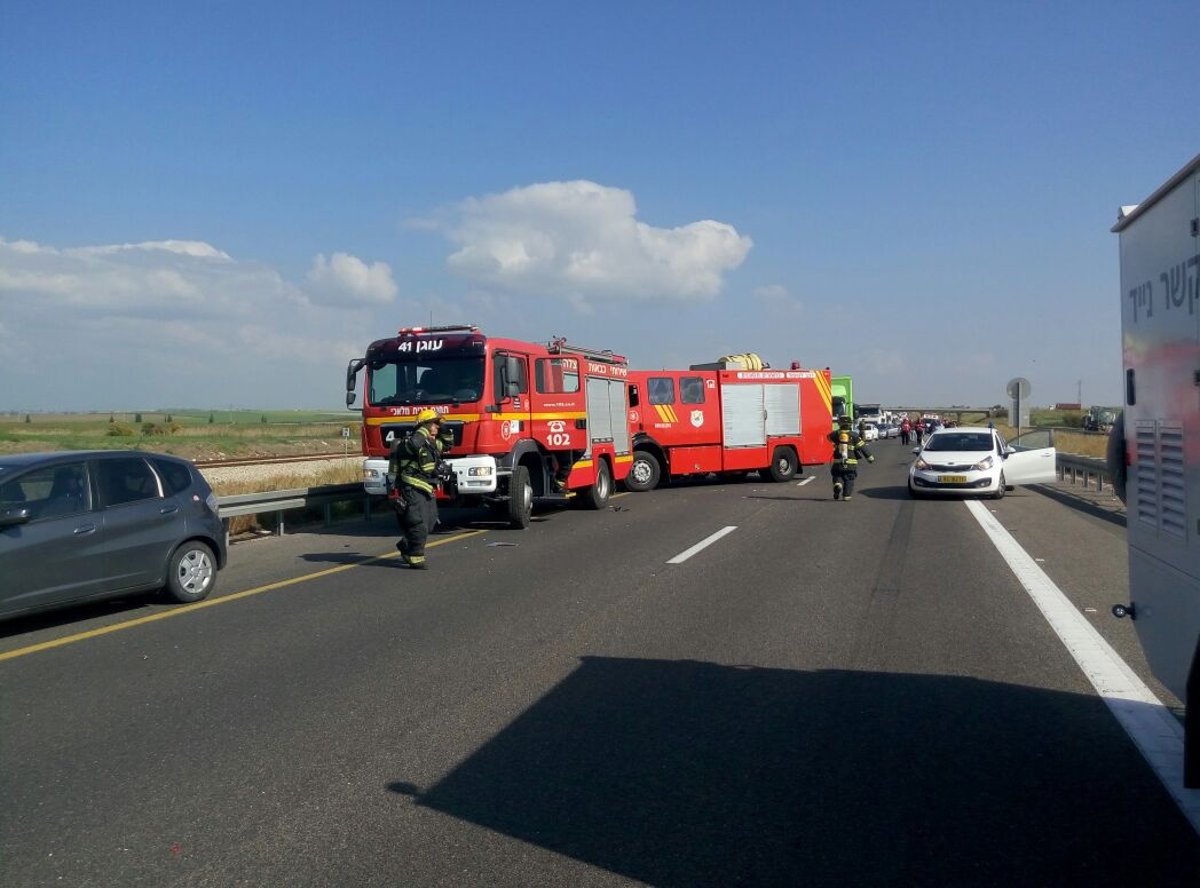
0,530,487,663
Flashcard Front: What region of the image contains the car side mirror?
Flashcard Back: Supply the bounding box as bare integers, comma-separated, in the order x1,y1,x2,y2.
911,446,921,454
1003,446,1015,456
0,506,33,527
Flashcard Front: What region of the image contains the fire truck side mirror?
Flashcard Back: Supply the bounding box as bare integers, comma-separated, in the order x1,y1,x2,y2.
345,358,364,408
500,356,522,400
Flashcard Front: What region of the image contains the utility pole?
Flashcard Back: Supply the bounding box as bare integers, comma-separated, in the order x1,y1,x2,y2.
1077,380,1082,405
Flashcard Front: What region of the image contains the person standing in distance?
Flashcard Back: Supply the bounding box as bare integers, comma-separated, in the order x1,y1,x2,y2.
826,415,874,501
387,408,454,569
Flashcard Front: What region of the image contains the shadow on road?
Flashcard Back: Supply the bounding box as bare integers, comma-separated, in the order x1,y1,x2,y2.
1031,484,1127,529
389,657,1199,887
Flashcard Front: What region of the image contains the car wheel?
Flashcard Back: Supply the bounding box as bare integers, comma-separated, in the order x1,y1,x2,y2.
506,464,533,529
579,459,612,509
766,446,798,482
991,472,1006,500
625,450,661,492
165,541,217,603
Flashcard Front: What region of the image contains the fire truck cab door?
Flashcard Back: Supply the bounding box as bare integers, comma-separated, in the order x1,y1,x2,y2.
644,374,715,446
494,351,532,434
530,355,587,452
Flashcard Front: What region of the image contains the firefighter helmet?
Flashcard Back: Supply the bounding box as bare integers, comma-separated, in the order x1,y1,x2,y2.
838,415,852,428
415,408,440,425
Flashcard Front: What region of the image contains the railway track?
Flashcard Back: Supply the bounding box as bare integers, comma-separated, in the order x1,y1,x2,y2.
194,452,355,469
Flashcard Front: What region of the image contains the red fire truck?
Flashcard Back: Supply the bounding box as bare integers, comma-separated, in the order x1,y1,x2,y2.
346,325,632,528
623,355,834,491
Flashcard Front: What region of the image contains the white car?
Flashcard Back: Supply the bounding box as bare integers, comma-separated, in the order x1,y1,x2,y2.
908,426,1056,499
860,423,880,442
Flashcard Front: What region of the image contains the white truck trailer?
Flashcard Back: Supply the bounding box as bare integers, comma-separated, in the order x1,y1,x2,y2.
1111,153,1200,785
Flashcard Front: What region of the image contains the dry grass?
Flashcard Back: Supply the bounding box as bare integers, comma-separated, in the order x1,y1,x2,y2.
205,464,362,497
993,425,1107,458
212,463,365,537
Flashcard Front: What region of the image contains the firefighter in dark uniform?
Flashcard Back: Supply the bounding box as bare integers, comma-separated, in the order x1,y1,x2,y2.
827,415,874,501
388,408,454,569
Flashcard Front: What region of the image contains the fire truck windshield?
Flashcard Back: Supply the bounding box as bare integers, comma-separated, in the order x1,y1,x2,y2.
368,356,485,406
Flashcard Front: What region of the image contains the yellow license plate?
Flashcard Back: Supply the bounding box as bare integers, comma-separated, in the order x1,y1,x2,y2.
939,474,968,483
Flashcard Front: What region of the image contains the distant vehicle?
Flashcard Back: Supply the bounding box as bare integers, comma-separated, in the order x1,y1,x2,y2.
908,427,1056,499
0,451,227,620
1082,406,1117,433
860,422,879,442
625,358,834,490
831,375,853,425
856,403,883,426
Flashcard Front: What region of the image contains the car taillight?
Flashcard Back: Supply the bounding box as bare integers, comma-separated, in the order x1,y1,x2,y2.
205,492,220,515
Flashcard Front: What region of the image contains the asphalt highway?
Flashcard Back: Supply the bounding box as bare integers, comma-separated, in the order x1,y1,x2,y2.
2,440,1198,887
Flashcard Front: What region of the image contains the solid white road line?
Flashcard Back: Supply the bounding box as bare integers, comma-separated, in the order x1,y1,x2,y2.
965,499,1200,834
796,476,815,487
667,526,738,564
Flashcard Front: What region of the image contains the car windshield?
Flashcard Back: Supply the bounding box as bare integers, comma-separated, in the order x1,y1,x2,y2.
924,432,993,452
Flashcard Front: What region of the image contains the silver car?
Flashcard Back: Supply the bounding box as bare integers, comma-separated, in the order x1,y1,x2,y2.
0,451,227,620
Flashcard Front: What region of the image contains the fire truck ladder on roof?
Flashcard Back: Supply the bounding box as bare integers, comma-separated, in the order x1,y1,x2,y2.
548,337,626,365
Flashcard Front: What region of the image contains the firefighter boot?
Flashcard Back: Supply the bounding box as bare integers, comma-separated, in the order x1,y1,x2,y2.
405,552,429,570
832,481,843,501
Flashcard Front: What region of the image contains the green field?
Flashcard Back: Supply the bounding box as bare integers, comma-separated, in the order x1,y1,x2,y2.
0,410,362,461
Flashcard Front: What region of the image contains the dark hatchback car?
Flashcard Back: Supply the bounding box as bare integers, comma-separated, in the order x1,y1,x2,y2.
0,451,227,620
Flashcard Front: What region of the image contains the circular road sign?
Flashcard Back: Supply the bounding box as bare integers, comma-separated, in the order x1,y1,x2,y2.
1006,377,1031,399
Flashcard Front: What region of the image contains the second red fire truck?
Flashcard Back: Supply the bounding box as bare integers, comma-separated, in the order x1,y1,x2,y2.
346,325,632,528
624,354,834,491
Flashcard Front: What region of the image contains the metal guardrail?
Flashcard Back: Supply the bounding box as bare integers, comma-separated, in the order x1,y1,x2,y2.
1056,453,1111,492
217,483,376,536
214,454,1115,539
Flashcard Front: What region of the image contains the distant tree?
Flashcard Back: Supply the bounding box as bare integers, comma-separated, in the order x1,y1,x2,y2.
134,412,143,424
109,415,115,423
208,412,215,424
24,414,31,424
261,415,268,424
166,414,173,423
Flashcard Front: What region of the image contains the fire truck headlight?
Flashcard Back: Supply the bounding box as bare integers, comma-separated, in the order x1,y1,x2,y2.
364,467,382,480
467,466,493,477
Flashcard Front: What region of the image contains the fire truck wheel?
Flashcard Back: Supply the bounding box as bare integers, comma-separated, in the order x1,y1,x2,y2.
766,447,798,482
625,450,661,492
579,459,612,510
505,465,533,529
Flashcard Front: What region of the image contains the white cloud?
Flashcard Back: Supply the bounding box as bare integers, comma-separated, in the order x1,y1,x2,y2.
441,180,752,306
0,236,280,317
0,235,387,410
304,252,398,306
78,240,233,260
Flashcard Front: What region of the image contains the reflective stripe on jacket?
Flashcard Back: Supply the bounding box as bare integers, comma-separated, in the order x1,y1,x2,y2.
389,426,446,495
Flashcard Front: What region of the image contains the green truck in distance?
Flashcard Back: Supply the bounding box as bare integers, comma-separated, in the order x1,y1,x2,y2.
831,375,853,426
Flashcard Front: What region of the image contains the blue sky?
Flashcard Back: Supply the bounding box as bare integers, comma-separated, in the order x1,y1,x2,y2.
1,0,1195,412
